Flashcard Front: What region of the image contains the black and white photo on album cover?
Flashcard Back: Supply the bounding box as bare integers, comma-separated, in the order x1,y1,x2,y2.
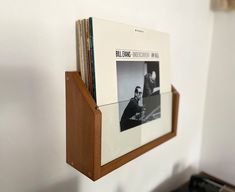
117,60,161,132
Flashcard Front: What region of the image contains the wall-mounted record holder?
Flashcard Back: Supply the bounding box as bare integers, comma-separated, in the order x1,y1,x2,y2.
65,71,180,181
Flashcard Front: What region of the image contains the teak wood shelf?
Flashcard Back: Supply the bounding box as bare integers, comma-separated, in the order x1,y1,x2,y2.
66,71,180,181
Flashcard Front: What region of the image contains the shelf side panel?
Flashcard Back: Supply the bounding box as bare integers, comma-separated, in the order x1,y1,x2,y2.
66,72,101,180
172,85,180,135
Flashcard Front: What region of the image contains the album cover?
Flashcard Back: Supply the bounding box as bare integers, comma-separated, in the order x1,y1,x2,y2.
87,18,172,165
91,17,171,106
76,18,172,165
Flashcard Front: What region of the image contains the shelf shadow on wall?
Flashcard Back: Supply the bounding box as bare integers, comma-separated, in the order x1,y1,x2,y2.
150,164,197,192
36,177,78,192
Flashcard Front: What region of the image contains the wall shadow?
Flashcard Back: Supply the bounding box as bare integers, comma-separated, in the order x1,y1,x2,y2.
36,177,78,192
150,164,197,192
0,64,78,192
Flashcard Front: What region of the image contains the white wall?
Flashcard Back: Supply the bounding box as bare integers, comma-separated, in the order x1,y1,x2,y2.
0,0,213,192
200,12,235,185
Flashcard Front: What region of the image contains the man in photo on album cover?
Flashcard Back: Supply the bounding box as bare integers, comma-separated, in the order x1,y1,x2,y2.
120,86,145,132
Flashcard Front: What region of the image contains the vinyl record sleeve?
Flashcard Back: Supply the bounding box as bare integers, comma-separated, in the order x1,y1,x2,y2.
92,17,171,106
90,18,172,165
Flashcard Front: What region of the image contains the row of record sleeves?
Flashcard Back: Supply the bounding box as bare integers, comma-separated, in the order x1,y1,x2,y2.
76,18,96,101
75,17,171,107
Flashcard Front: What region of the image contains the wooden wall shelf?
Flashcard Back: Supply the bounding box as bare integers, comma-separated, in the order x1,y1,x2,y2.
66,71,180,181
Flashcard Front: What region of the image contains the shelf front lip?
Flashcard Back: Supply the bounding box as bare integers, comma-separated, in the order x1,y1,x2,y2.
97,90,174,108
100,131,176,177
99,87,179,178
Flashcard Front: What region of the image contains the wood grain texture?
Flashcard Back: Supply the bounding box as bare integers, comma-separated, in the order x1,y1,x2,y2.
172,85,180,135
66,72,101,180
66,71,180,181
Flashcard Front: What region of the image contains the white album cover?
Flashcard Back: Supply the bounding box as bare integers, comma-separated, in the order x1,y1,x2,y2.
92,18,171,106
91,18,172,165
